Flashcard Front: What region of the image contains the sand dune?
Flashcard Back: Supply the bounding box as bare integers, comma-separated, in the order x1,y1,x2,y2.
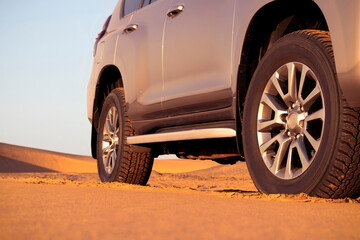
1,142,360,240
0,143,96,173
0,142,218,174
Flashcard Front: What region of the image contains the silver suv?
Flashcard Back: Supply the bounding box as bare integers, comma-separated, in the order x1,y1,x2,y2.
87,0,360,198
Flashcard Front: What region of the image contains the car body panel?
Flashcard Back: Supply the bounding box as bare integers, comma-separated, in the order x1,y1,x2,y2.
162,0,235,116
87,0,360,130
314,0,360,106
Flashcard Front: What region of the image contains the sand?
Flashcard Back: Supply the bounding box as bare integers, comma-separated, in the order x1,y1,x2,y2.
0,142,360,240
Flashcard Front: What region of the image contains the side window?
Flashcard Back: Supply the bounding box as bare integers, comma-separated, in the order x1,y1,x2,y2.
143,0,158,8
123,0,142,16
143,0,151,7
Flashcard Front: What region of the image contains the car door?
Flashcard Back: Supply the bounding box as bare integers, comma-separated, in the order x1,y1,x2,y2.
116,0,171,121
162,0,236,117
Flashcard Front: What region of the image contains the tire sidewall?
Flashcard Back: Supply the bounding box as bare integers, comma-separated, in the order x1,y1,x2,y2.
243,33,341,194
96,91,125,182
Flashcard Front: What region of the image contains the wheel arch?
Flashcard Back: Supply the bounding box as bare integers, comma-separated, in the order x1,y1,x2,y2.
91,65,123,158
236,0,329,156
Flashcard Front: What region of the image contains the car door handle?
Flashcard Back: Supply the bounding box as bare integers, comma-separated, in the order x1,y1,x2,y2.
167,5,184,18
123,24,138,34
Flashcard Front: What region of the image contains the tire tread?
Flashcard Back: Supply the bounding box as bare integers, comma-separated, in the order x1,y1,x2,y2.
289,30,360,199
314,104,360,198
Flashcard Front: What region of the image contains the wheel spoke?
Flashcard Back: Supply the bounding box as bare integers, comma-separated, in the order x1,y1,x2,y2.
303,85,321,110
102,154,108,170
303,108,324,154
270,73,286,99
261,93,287,113
258,119,285,132
287,63,297,102
298,65,309,101
304,129,320,151
259,133,291,169
115,127,120,137
270,73,290,107
285,143,296,179
305,108,324,122
106,150,112,168
269,63,297,107
103,148,112,169
260,133,280,154
268,134,291,175
298,66,321,109
258,93,287,133
111,108,118,131
296,136,310,169
284,136,310,178
103,118,111,135
105,118,114,134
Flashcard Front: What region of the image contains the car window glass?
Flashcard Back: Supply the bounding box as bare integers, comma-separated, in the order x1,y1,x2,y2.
143,0,158,7
124,0,142,16
143,0,151,7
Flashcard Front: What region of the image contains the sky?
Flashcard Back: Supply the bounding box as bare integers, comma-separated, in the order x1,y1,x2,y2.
0,0,118,155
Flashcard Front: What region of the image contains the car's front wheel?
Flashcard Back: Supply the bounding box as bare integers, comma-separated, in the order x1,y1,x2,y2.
243,30,360,198
97,88,154,185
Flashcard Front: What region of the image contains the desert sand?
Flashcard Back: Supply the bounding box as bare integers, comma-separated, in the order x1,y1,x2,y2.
0,142,359,240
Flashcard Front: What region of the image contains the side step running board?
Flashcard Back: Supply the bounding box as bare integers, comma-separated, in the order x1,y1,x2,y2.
126,128,236,145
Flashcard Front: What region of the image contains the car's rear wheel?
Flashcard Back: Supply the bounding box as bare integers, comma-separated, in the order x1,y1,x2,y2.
97,88,154,185
243,30,360,198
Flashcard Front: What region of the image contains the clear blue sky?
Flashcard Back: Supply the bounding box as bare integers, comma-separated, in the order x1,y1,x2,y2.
0,0,118,155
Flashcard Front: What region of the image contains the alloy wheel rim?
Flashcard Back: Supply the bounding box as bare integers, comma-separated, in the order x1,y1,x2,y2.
102,106,120,174
257,62,325,179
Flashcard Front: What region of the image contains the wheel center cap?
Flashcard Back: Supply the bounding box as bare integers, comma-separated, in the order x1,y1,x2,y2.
287,113,298,130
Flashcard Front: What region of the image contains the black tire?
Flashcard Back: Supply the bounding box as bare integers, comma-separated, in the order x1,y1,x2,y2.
242,30,360,198
97,88,153,185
